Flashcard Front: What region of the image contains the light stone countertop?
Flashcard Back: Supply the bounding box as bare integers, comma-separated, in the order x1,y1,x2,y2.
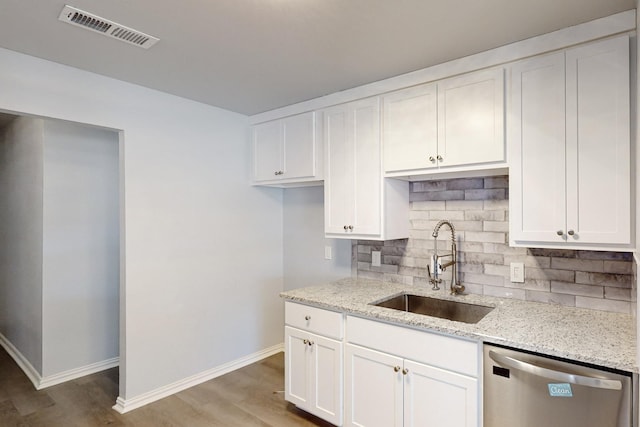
281,277,638,373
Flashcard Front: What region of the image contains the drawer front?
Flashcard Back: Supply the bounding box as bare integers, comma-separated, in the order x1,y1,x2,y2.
346,315,478,377
285,302,343,340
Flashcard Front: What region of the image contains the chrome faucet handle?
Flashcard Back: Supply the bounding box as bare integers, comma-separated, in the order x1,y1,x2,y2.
427,264,441,290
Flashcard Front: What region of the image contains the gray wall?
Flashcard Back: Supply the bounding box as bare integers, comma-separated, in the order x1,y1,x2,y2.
0,116,44,374
283,187,352,291
41,120,119,377
0,46,284,402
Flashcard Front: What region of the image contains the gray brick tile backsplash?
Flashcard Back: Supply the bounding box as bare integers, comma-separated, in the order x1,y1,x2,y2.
410,190,464,201
484,176,509,189
464,189,506,200
356,175,635,314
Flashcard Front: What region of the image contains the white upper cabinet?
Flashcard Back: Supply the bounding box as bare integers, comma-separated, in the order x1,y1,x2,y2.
383,68,505,178
509,35,631,249
438,68,505,168
324,97,409,240
253,119,282,181
383,83,438,173
251,111,322,186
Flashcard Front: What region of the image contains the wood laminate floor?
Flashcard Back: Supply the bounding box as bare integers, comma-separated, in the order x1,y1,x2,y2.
0,348,334,426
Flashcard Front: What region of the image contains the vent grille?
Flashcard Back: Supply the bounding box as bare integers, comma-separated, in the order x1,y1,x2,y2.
58,5,159,49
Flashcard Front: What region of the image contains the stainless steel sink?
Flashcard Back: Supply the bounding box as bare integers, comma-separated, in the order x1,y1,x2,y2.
372,293,494,324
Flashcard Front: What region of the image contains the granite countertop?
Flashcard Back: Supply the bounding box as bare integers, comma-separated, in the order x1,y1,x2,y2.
281,277,638,373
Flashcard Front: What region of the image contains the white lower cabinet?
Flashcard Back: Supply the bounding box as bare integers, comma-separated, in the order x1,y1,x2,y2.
345,344,403,427
403,359,477,427
345,316,479,427
285,326,343,425
284,302,344,425
284,305,479,427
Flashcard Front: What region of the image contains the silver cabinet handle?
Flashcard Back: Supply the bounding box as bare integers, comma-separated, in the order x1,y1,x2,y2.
393,366,401,372
402,368,409,375
304,315,311,321
567,230,575,236
556,230,564,236
489,350,622,390
437,155,443,161
429,156,436,162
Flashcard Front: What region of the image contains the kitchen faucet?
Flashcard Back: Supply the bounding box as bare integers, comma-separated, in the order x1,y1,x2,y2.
427,220,465,295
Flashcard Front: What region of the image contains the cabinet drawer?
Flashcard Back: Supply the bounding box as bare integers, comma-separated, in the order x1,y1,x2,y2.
285,302,343,340
346,315,478,377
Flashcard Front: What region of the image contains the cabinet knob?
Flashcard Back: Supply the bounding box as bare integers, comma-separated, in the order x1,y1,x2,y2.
348,225,353,231
344,225,348,231
393,366,401,372
304,315,311,321
402,368,409,375
429,156,436,163
303,339,308,345
437,155,443,161
567,230,575,236
556,230,564,236
307,340,314,346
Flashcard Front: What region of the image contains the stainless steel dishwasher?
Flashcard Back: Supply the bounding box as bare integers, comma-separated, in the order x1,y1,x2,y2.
484,344,633,427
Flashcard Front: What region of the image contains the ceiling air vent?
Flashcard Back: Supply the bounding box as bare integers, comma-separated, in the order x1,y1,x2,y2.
58,5,159,49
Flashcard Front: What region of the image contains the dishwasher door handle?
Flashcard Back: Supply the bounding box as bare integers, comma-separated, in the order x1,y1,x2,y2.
489,350,622,390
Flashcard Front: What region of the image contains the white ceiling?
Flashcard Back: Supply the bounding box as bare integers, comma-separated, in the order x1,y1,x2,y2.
0,1,634,115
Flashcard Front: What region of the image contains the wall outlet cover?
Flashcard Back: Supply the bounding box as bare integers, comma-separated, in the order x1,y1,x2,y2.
510,262,525,283
372,251,381,267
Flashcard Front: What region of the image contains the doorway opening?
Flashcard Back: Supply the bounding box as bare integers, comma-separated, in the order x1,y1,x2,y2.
0,111,122,396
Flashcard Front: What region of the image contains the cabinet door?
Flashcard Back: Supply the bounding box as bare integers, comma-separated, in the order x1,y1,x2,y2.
285,326,311,408
282,111,317,180
438,68,505,167
324,98,382,238
509,52,567,244
383,83,438,173
345,344,403,427
404,359,478,427
351,97,382,236
324,104,354,234
565,36,630,245
252,120,282,181
309,334,343,426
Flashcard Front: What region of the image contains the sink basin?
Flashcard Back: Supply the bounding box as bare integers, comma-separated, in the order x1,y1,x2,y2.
372,293,494,324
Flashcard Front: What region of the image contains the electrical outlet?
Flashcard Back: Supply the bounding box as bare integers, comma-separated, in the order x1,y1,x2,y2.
510,262,525,283
372,251,381,267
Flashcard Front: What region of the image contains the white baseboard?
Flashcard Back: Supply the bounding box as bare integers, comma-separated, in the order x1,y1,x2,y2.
39,357,119,389
0,332,42,389
0,331,119,390
113,342,284,414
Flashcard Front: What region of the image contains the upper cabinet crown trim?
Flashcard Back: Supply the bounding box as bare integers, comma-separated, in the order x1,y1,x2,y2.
249,10,634,125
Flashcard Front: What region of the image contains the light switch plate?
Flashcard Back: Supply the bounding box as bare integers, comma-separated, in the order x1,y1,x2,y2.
372,251,381,267
510,262,525,283
324,246,332,260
